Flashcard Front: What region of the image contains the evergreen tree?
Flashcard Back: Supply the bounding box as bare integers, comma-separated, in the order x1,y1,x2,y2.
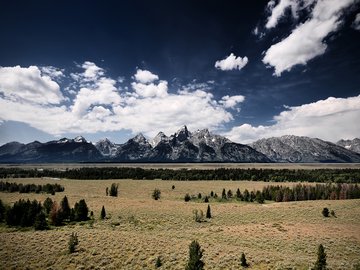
240,252,249,267
206,204,211,219
204,196,209,203
155,256,162,268
210,191,214,197
34,211,48,230
49,202,63,226
330,210,336,217
152,188,161,200
322,208,329,217
68,232,79,254
106,187,109,196
314,244,327,270
198,193,202,199
185,240,205,270
243,189,250,202
43,197,53,215
222,188,227,199
74,199,89,221
255,191,264,204
109,183,118,197
100,205,106,219
184,193,191,202
227,189,233,199
172,185,175,190
0,199,5,222
236,188,242,199
60,196,71,220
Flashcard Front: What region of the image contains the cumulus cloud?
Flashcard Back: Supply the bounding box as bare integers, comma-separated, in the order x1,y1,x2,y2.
224,95,360,144
262,0,357,76
219,95,245,109
0,65,64,104
40,66,65,79
215,53,249,71
352,13,360,30
0,63,245,138
134,69,159,83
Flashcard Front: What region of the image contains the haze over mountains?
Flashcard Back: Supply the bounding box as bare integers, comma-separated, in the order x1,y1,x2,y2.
0,126,359,163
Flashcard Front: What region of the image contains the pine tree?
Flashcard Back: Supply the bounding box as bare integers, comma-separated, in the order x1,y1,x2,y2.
314,244,327,270
49,202,63,226
60,196,71,220
172,185,175,190
198,193,202,199
74,199,89,221
109,183,118,197
155,256,162,268
236,188,242,199
185,240,205,270
210,191,214,197
184,193,191,202
68,232,79,254
34,212,48,230
100,205,106,219
204,196,209,203
0,199,5,222
206,204,211,219
222,188,227,199
240,252,249,267
43,197,53,215
227,189,233,199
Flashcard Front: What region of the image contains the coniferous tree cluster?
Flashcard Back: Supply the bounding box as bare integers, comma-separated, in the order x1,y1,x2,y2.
5,199,43,227
0,181,64,195
1,167,360,183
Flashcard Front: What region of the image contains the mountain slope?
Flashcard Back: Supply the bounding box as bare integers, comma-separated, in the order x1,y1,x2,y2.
250,135,360,163
337,138,360,154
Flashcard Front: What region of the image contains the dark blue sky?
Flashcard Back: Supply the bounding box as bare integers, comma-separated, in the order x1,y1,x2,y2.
0,0,359,144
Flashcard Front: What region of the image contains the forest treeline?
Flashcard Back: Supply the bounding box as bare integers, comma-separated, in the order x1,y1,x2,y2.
0,167,360,183
0,181,64,194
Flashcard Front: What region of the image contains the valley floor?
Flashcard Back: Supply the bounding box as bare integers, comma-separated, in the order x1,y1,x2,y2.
1,179,359,269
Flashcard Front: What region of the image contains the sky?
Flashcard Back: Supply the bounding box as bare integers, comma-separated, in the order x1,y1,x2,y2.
0,0,359,145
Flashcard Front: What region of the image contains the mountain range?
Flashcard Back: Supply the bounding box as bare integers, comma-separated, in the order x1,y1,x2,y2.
0,126,359,163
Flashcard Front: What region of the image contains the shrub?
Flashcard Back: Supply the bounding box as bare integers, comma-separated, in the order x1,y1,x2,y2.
185,240,204,270
204,196,209,203
227,189,233,199
155,256,162,268
322,208,329,217
184,193,191,202
100,206,106,220
240,252,249,267
206,205,211,219
152,188,161,200
330,210,336,217
197,193,202,199
34,212,48,230
68,232,79,254
222,188,227,199
193,210,204,223
314,244,327,270
172,185,175,190
109,183,118,197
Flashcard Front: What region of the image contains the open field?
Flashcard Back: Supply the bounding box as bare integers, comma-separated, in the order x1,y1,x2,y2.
1,162,360,170
1,178,360,269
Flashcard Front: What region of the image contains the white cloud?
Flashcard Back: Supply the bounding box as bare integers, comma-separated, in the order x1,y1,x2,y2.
0,63,246,138
265,0,300,29
134,69,159,83
220,95,245,109
263,0,357,76
40,66,65,79
352,13,360,30
224,95,360,144
131,80,168,98
0,65,64,104
215,53,249,71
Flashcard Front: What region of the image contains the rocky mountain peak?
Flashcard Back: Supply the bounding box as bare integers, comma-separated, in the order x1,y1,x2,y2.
150,132,168,147
175,125,191,142
74,136,87,143
132,133,148,144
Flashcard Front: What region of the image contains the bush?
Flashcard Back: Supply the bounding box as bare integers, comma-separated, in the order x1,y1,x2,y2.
330,210,336,217
314,244,327,270
68,232,79,254
322,208,329,217
185,240,204,270
193,210,204,223
184,193,191,202
109,183,118,197
152,188,161,200
100,205,106,220
240,252,249,267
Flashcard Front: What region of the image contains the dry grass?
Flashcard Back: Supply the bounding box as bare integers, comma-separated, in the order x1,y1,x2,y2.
1,178,360,270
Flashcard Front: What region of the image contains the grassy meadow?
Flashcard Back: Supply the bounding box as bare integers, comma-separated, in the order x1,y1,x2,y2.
0,178,360,269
